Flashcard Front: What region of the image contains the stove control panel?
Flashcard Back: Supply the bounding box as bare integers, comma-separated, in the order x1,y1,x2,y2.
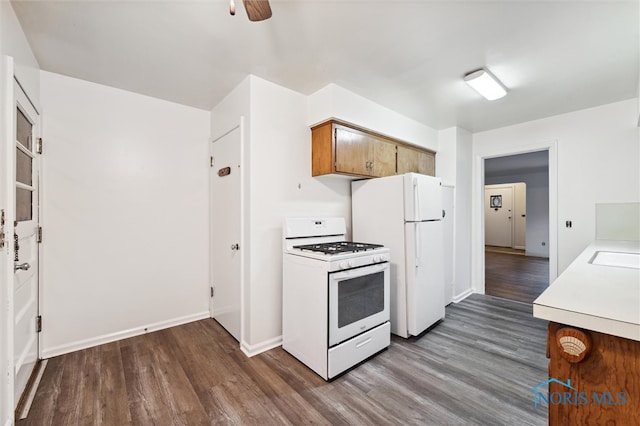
338,261,354,269
372,254,388,263
331,249,390,272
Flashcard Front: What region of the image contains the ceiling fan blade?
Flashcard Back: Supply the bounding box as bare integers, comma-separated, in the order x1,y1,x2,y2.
243,0,272,21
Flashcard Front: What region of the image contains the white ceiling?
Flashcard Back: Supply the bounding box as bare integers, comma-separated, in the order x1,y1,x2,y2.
11,0,640,132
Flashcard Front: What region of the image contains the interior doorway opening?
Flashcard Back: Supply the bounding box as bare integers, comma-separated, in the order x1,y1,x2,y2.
483,151,550,304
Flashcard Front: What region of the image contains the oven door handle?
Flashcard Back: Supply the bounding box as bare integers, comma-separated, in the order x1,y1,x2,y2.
355,337,373,349
330,262,389,280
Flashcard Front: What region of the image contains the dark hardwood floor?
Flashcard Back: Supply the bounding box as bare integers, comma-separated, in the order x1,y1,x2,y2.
485,249,549,304
20,294,548,425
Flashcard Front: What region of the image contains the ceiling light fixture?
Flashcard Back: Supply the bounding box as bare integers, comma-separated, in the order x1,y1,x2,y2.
464,69,507,100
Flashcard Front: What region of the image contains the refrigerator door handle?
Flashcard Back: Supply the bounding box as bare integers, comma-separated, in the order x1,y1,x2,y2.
413,177,420,221
415,223,421,267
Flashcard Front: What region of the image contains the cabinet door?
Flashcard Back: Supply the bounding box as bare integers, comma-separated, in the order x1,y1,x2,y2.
334,127,372,176
397,145,435,176
371,139,397,177
417,151,435,176
397,145,419,174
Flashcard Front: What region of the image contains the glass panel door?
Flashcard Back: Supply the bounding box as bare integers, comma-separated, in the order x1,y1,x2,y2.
13,90,40,410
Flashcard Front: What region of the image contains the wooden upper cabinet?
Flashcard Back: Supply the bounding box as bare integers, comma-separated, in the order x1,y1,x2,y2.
397,145,436,176
370,138,396,177
312,120,435,178
334,127,372,176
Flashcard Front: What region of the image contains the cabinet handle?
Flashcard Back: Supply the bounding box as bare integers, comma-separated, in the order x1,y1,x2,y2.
556,327,591,363
355,337,373,348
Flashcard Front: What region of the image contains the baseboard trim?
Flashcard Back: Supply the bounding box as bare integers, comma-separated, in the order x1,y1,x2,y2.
41,311,210,358
240,335,282,358
453,289,474,303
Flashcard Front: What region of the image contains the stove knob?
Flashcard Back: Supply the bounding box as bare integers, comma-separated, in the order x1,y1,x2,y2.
373,255,380,262
348,260,354,268
339,262,348,269
379,255,387,262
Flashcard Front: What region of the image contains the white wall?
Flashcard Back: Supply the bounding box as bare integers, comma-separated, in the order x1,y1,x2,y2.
212,76,440,354
212,76,352,355
436,127,473,302
249,77,352,350
39,71,210,357
307,83,438,151
473,99,639,290
1,2,39,107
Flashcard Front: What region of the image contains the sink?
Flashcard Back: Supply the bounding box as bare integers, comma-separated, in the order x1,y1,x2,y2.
589,251,640,269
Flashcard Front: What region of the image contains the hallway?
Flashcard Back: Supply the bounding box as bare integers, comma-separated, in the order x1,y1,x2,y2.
485,249,549,304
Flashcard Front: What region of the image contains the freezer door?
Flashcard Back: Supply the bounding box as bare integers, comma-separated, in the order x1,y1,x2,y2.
404,221,445,336
403,173,443,222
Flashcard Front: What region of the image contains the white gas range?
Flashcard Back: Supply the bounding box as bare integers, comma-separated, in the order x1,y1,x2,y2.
282,217,391,380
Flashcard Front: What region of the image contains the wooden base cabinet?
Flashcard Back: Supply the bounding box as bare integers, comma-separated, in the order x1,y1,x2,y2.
546,322,640,425
311,120,435,178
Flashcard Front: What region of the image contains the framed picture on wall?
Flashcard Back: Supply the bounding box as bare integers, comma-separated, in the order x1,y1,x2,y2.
490,195,502,209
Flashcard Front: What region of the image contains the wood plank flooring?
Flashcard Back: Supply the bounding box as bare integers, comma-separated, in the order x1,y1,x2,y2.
485,250,549,304
485,246,526,256
19,294,549,425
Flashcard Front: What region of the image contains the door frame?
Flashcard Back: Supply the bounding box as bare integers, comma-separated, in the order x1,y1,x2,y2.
209,117,246,350
1,55,15,426
472,141,557,295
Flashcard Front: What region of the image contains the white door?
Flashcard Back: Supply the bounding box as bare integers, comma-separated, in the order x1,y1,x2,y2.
484,186,513,247
210,126,242,341
404,221,445,336
513,182,527,250
13,83,40,406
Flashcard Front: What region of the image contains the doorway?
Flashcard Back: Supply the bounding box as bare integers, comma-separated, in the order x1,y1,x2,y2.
483,151,550,303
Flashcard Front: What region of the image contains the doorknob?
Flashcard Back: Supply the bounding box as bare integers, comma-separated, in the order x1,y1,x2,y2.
14,262,30,272
231,243,239,251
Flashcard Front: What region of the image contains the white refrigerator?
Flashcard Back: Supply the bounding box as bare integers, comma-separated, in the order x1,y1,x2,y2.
352,173,445,338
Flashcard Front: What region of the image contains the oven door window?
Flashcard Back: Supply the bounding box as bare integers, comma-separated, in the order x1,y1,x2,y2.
329,262,390,347
338,272,385,328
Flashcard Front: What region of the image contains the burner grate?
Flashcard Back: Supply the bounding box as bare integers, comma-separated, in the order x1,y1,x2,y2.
293,241,383,255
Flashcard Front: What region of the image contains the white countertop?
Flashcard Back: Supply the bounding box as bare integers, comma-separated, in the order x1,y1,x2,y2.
533,240,640,341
